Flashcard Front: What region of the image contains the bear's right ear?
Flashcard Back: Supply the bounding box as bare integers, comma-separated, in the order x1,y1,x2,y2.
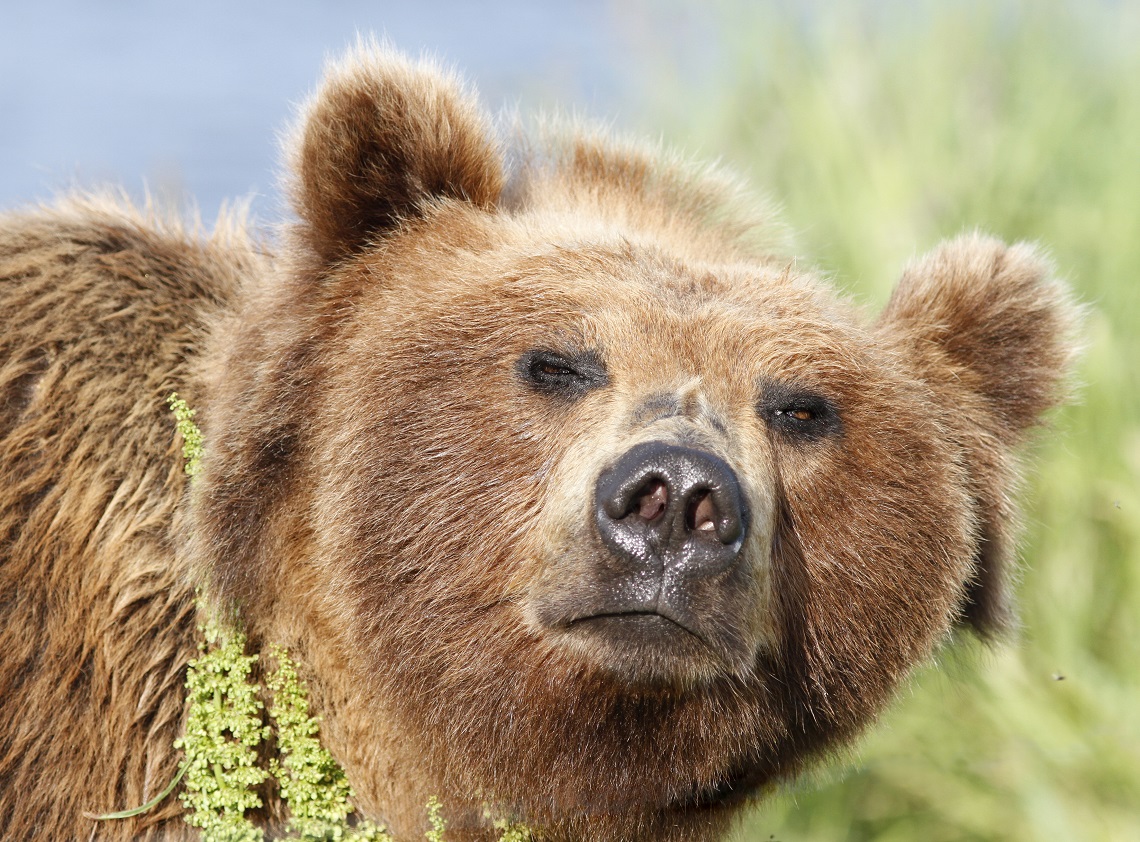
876,234,1081,639
287,43,504,267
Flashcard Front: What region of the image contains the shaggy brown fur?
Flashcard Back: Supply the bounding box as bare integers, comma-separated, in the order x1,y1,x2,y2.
0,44,1078,841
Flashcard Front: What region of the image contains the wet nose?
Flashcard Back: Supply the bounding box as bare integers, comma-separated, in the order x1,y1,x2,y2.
594,440,748,576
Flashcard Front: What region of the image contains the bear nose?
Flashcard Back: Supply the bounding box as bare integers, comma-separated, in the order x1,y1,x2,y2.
595,441,748,576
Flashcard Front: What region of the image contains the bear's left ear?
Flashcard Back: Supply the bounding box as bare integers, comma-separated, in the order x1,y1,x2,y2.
876,233,1081,638
286,43,504,267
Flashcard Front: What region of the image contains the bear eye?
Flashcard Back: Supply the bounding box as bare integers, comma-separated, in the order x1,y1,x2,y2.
777,407,816,422
518,349,608,399
759,381,842,443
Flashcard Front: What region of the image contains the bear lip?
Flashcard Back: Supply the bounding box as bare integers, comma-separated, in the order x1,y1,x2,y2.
566,609,712,651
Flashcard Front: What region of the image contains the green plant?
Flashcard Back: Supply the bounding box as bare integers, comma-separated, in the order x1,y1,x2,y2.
176,620,270,842
265,645,387,841
487,812,533,842
424,797,446,842
168,392,204,478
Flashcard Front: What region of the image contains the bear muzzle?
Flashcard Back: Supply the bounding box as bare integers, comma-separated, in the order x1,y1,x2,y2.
531,440,765,683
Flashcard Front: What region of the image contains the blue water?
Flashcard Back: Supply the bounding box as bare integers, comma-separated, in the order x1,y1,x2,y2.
1,0,670,224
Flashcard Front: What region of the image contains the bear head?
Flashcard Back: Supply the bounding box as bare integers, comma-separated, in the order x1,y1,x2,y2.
186,45,1079,841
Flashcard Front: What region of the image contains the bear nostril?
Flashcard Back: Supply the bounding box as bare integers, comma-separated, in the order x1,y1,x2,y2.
688,491,717,535
595,441,749,577
635,479,669,521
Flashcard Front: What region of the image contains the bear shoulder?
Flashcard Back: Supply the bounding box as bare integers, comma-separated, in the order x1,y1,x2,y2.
0,194,263,839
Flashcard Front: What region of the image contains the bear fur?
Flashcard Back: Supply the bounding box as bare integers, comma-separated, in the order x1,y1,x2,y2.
0,44,1078,841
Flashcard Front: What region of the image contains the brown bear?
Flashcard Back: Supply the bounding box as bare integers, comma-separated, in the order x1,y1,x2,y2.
0,43,1078,841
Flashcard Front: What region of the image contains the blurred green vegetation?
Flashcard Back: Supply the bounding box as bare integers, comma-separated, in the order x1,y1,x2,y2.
636,1,1140,839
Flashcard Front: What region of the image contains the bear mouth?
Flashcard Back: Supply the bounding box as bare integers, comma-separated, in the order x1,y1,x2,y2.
569,610,708,646
531,560,759,680
564,610,723,672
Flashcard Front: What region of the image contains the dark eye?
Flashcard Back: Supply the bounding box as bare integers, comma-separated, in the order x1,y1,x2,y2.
517,349,608,399
759,381,842,443
778,407,816,422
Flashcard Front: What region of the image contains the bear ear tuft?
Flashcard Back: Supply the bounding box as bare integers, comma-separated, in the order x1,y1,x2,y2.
286,42,504,267
877,233,1082,638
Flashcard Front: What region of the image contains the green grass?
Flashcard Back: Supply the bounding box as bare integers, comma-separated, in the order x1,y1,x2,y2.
634,1,1140,839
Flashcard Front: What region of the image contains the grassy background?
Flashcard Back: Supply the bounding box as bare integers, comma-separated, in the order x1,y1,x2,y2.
633,1,1140,839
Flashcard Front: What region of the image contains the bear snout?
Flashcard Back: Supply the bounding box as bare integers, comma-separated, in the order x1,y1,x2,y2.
594,440,748,577
523,440,764,683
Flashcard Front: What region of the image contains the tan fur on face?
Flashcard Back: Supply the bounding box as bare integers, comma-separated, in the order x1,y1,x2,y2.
0,45,1079,841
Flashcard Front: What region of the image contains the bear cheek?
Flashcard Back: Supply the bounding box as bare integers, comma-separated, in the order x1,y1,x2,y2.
771,397,977,726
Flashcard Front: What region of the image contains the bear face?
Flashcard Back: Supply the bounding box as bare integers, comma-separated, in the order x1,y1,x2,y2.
269,233,980,832
305,223,973,692
168,44,1078,840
